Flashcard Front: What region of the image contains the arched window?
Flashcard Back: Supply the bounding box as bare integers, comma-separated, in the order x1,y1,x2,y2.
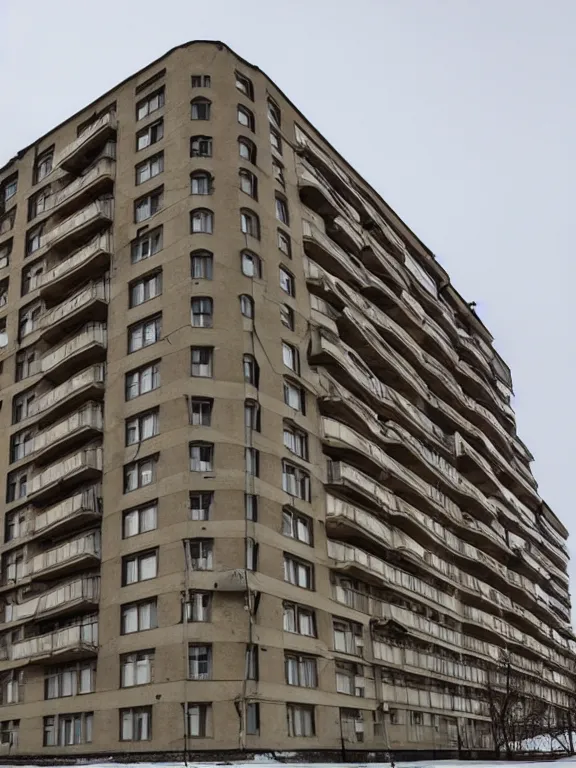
240,209,260,239
238,137,257,164
190,208,214,234
191,98,211,120
240,294,254,318
235,72,254,100
241,250,261,278
190,250,213,279
190,136,212,158
239,169,258,199
237,105,255,132
190,171,213,195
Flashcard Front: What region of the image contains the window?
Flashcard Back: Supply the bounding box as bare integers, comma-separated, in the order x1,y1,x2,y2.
135,152,164,184
273,160,285,187
241,210,260,239
15,348,37,381
123,502,158,538
245,494,258,521
45,663,95,699
12,391,35,424
275,198,289,226
280,266,295,296
185,592,211,622
19,302,41,338
29,186,51,219
283,602,316,636
284,554,314,589
185,703,211,737
190,398,213,426
333,618,363,655
285,654,317,688
191,297,213,327
191,75,211,88
35,151,53,184
126,410,159,445
10,429,34,463
130,271,162,307
287,704,315,737
123,549,157,585
191,347,213,377
125,361,160,400
245,448,259,477
283,423,308,461
1,670,22,705
239,169,258,199
190,171,212,195
5,509,26,542
185,539,213,570
121,651,153,687
243,354,259,386
277,229,292,257
3,176,17,203
240,294,254,318
282,461,311,501
335,661,363,696
4,550,25,582
340,709,364,742
235,72,254,100
280,304,294,330
0,719,19,747
134,187,163,222
190,208,214,233
270,128,283,154
21,260,43,295
282,507,312,544
128,314,161,352
191,98,211,120
136,119,163,151
191,249,213,279
120,707,152,741
124,456,157,492
131,226,162,263
6,469,28,503
237,105,255,131
26,224,44,255
189,492,213,520
244,400,260,432
43,713,93,746
190,135,212,157
241,250,261,277
121,598,158,634
189,442,214,472
136,88,164,120
188,645,212,679
238,137,256,164
0,240,11,270
268,99,281,126
282,342,300,373
246,703,260,735
245,644,259,679
246,538,259,571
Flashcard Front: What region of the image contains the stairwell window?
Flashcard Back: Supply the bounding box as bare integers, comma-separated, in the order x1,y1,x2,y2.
283,602,316,636
279,266,295,296
189,442,214,472
190,171,212,195
190,249,213,279
282,461,311,501
124,455,157,492
136,119,163,151
128,314,161,352
135,152,164,185
136,88,164,120
241,250,261,277
185,539,213,570
131,226,162,263
191,346,213,377
191,98,211,120
121,598,158,634
235,72,254,100
188,645,212,679
125,361,160,400
121,651,154,687
134,187,163,222
284,554,314,589
243,354,259,386
191,297,213,327
190,135,212,157
240,210,260,239
190,208,214,234
240,294,254,318
287,704,315,737
237,105,255,131
238,137,257,164
122,549,158,585
239,169,258,199
189,492,213,520
282,342,299,373
130,271,162,307
120,707,152,741
275,195,290,225
123,502,158,538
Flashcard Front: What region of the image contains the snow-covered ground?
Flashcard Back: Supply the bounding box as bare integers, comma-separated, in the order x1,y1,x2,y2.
1,761,574,768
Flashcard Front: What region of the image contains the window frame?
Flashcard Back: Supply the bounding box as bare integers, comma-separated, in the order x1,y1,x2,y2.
191,346,213,377
123,455,157,493
136,88,165,121
189,441,214,472
135,152,164,185
191,296,213,328
134,186,164,223
122,501,158,539
125,361,161,400
237,105,255,131
190,135,213,158
136,119,164,151
190,208,214,234
128,314,162,352
190,249,213,279
131,226,163,263
190,97,212,121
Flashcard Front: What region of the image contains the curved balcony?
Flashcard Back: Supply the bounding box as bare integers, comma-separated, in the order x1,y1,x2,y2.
32,403,103,466
39,280,108,345
28,365,105,426
4,576,99,625
44,200,113,253
38,234,112,301
28,446,103,505
29,531,100,581
11,620,98,663
40,323,107,384
302,218,365,289
33,486,101,542
55,111,117,172
45,156,115,218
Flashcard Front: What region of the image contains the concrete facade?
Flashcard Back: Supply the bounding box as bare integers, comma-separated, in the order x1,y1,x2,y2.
0,41,572,758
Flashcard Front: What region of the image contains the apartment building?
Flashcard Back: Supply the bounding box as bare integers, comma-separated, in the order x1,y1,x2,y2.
0,40,572,758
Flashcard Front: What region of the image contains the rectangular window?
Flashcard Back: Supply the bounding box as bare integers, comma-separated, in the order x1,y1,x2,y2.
185,592,211,622
126,409,159,445
282,342,300,373
190,397,213,426
246,538,258,571
275,197,289,224
10,429,34,463
124,456,157,492
191,347,213,377
246,703,260,735
120,706,152,741
185,539,213,570
135,152,164,185
191,250,213,279
284,554,314,590
244,401,260,431
5,509,27,543
43,712,93,746
191,75,211,88
15,347,37,381
136,119,164,151
282,508,312,544
285,654,317,688
280,304,294,330
279,267,295,296
185,703,211,737
335,661,363,696
121,650,154,687
122,549,158,585
191,297,213,327
44,663,95,699
245,644,259,680
245,494,258,521
121,599,158,634
134,187,163,222
126,361,160,400
130,271,162,306
131,226,162,263
136,88,165,120
245,448,259,477
333,618,363,655
188,645,212,679
189,442,214,472
128,314,161,352
189,492,213,520
283,380,305,412
283,424,308,460
123,502,158,538
6,469,28,503
282,461,311,501
287,704,315,737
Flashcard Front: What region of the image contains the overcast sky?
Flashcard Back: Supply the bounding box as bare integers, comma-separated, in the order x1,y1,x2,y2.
2,0,575,596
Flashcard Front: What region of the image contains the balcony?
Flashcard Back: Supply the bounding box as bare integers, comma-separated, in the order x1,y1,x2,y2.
11,621,98,663
55,111,117,172
32,403,103,465
39,280,108,345
28,365,105,426
38,233,112,301
33,486,102,541
5,576,99,624
29,531,100,580
44,200,113,253
28,446,103,505
302,218,364,287
46,156,115,218
381,680,488,718
40,323,107,384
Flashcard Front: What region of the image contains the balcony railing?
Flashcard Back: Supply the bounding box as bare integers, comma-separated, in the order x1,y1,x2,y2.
45,157,115,217
28,446,103,504
381,680,489,718
28,365,105,424
33,486,101,539
39,280,108,344
40,323,107,383
55,111,117,172
32,403,103,465
44,200,113,252
38,233,112,300
4,576,99,624
29,531,100,579
11,621,98,662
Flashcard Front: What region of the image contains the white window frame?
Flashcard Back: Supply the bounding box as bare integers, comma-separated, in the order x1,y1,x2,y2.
131,227,162,263
191,347,213,377
189,442,214,472
121,651,154,687
125,361,160,399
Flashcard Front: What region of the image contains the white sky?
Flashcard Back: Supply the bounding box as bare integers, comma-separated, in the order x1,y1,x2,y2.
2,0,575,603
